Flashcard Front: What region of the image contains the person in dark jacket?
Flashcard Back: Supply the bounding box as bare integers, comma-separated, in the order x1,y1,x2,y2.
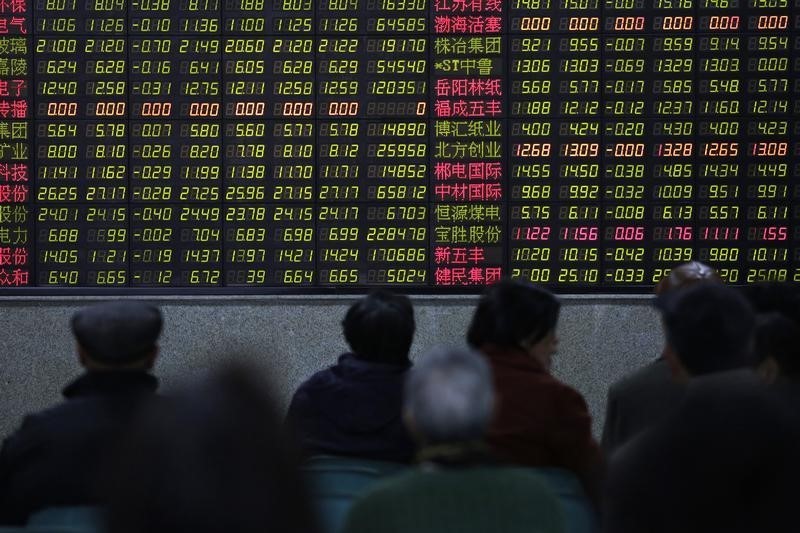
467,280,602,503
602,261,723,455
0,301,163,525
286,290,416,463
603,287,793,533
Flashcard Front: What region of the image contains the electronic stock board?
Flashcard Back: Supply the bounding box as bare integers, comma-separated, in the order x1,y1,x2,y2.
0,0,797,291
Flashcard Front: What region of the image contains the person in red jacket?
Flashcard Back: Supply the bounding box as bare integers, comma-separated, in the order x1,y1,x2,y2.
467,279,603,502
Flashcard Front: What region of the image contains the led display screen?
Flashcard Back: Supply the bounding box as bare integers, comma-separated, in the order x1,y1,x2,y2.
0,0,797,291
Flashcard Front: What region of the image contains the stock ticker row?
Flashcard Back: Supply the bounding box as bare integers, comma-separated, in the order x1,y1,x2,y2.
0,0,797,291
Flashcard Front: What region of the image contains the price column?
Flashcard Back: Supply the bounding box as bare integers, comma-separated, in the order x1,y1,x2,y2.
431,0,504,287
741,0,794,283
248,0,316,287
222,0,312,287
508,0,556,286
650,0,696,285
696,0,743,283
0,0,31,288
360,0,429,286
603,0,651,287
550,0,605,287
316,0,362,286
130,0,224,287
34,0,129,287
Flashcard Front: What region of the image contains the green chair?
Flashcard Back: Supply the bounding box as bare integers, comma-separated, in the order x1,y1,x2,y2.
303,455,408,533
26,507,105,533
529,468,598,533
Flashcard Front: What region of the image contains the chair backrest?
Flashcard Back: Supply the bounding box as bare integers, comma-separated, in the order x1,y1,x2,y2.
529,468,598,533
26,507,105,533
303,455,408,533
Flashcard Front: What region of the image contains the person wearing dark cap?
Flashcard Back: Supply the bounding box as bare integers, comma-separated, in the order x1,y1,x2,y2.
0,301,163,525
601,261,724,455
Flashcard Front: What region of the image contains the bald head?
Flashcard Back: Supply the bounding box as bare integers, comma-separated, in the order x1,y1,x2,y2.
656,261,722,295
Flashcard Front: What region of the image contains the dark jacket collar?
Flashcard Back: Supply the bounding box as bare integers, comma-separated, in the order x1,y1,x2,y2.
335,352,411,376
480,345,548,374
62,371,159,399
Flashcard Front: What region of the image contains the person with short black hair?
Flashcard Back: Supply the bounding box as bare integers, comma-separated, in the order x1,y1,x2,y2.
466,280,602,502
602,261,724,454
0,301,163,524
655,283,756,380
341,289,415,367
287,290,416,463
342,347,565,533
604,286,796,533
605,370,800,533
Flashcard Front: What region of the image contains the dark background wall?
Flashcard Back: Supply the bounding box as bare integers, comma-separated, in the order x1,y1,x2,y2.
0,296,661,440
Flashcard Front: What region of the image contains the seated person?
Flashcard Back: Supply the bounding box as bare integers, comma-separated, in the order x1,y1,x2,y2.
287,290,416,463
604,284,799,533
104,364,318,533
0,301,163,524
343,347,565,533
467,280,602,500
602,261,723,454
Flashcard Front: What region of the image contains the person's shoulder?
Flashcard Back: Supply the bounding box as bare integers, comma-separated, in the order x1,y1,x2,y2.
0,400,82,456
609,358,674,397
542,373,589,409
292,360,344,393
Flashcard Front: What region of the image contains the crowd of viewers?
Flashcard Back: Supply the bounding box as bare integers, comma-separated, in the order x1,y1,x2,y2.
1,263,800,532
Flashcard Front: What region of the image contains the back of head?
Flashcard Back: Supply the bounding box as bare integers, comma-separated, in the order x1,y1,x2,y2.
742,282,800,324
104,364,317,533
71,301,162,367
656,283,756,375
755,312,800,378
655,261,722,295
467,279,559,350
404,347,494,445
342,290,415,365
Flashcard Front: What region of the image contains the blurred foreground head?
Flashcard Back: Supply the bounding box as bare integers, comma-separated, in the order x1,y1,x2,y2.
655,261,722,295
71,301,162,370
655,283,756,380
104,364,317,533
404,347,494,446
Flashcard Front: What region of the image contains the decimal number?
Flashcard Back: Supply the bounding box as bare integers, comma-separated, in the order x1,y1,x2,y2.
322,269,359,284
87,270,126,286
319,227,358,241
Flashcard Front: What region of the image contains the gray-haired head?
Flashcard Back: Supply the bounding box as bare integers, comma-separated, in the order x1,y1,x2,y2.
403,347,494,445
